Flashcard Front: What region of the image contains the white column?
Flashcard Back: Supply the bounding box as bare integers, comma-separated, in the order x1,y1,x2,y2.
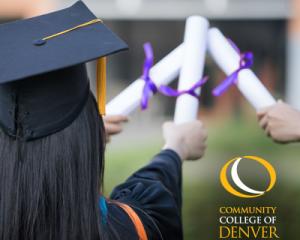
286,0,300,109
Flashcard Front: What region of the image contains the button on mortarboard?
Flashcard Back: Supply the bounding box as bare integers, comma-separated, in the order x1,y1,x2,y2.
33,39,47,46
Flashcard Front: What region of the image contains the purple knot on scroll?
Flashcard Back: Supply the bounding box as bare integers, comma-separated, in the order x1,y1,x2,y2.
159,76,208,98
140,43,158,110
212,39,254,97
140,42,208,110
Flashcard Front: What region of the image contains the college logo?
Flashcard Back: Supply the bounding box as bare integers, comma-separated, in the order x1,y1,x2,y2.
220,156,276,198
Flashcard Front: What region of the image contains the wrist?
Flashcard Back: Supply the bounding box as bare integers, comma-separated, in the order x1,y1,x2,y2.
163,143,186,161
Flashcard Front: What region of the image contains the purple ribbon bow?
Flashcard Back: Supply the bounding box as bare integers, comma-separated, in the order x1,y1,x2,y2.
212,39,254,97
140,42,158,110
140,42,208,110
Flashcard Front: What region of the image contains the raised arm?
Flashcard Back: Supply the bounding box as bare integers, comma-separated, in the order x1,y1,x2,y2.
110,120,207,239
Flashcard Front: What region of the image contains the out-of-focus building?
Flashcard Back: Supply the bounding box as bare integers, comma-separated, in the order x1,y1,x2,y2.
60,0,290,20
287,0,300,109
0,0,56,18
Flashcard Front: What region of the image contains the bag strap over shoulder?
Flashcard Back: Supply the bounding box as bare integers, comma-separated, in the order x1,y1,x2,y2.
115,202,148,240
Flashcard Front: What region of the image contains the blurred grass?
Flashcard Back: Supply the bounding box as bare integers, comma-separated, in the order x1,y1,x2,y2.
104,118,300,239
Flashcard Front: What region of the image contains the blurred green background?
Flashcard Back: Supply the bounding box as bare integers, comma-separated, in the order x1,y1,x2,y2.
104,115,300,239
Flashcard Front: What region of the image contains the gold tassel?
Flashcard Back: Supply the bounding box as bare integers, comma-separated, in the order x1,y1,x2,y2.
96,57,107,115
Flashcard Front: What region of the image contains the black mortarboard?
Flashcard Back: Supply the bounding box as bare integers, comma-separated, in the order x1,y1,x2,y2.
0,1,128,141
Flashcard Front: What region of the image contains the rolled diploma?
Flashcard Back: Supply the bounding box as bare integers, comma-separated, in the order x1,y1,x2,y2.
174,16,209,123
208,28,276,110
106,44,184,115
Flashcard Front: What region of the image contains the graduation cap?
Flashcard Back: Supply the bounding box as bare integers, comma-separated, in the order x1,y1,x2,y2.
0,1,128,141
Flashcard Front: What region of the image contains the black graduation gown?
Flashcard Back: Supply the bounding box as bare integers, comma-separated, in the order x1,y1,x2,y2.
107,149,183,240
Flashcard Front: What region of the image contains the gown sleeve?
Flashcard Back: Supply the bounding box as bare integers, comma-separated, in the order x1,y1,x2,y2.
110,149,183,240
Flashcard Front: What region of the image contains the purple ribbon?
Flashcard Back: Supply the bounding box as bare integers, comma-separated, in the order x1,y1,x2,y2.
140,42,208,110
212,39,254,97
159,76,208,98
140,42,158,110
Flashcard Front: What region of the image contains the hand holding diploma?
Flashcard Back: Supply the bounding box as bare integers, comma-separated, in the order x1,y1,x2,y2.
103,115,128,143
107,18,279,145
257,101,300,143
162,120,207,161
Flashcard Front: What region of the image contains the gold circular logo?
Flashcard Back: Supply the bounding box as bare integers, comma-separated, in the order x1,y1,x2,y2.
220,156,276,198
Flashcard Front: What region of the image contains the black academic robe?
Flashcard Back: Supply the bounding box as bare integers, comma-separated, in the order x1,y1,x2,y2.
107,149,183,240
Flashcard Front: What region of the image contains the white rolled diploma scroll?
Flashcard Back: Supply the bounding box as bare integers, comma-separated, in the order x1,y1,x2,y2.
106,44,184,115
208,28,276,110
174,16,209,124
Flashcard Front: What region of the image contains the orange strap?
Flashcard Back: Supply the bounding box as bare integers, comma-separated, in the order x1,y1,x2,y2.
115,202,148,240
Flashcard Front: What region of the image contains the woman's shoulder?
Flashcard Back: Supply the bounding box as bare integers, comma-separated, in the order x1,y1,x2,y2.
104,200,161,240
104,202,140,239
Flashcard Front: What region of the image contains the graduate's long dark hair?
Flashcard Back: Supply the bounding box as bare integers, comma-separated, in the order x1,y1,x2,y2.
0,92,106,240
